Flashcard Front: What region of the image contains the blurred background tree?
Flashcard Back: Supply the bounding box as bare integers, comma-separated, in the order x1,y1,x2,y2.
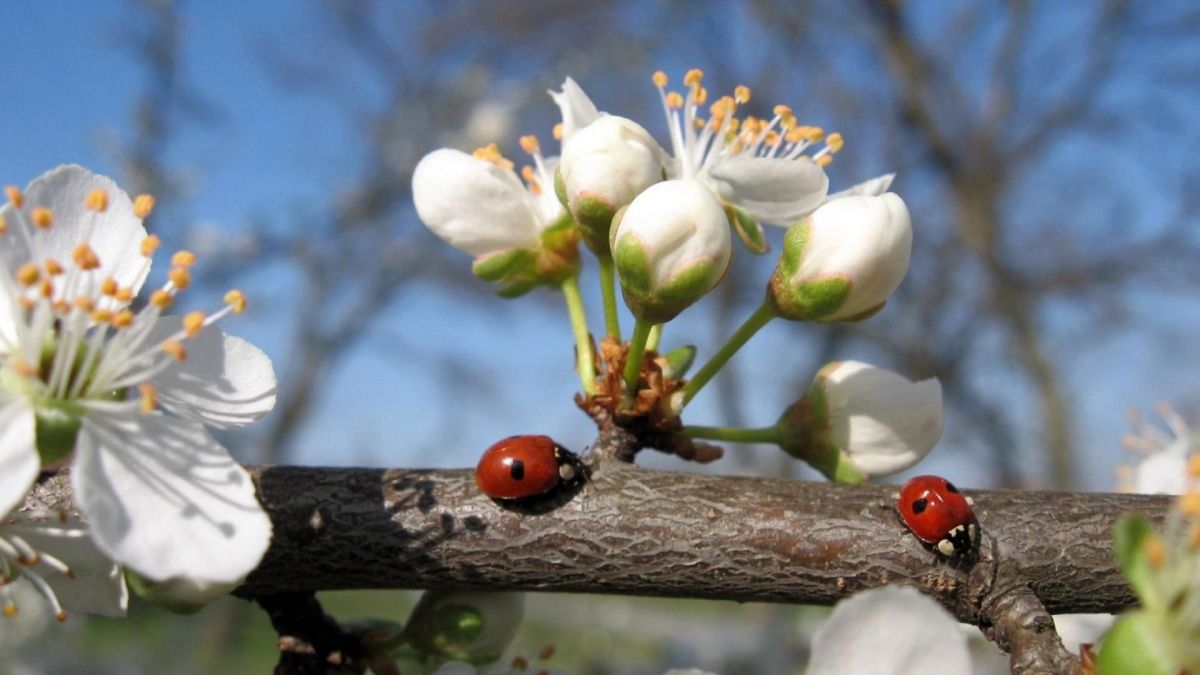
2,0,1198,672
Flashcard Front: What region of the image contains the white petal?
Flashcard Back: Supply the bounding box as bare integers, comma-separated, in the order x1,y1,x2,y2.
72,412,271,585
144,318,277,429
412,149,541,256
0,398,38,518
807,586,970,675
549,77,602,140
825,173,896,203
0,165,150,299
703,156,829,225
0,578,51,655
2,515,127,617
1133,445,1187,494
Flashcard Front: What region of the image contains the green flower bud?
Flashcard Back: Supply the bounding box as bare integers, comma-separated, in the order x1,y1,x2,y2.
404,590,524,665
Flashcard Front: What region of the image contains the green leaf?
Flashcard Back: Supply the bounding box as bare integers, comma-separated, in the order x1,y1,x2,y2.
1096,611,1178,675
727,205,769,255
1113,514,1156,600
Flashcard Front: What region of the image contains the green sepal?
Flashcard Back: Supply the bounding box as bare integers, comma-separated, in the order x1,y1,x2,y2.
659,345,697,379
572,193,616,255
727,205,768,255
1096,611,1179,675
1113,514,1156,601
767,219,850,321
554,166,569,211
471,248,533,282
35,404,82,465
495,277,539,299
125,571,208,615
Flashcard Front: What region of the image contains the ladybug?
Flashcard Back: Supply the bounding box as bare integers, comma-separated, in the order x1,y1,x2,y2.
897,475,977,556
475,435,581,500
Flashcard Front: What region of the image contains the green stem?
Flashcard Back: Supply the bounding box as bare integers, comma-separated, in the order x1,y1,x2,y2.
681,300,777,407
561,275,596,395
621,318,653,406
681,424,781,445
597,255,621,339
646,323,663,353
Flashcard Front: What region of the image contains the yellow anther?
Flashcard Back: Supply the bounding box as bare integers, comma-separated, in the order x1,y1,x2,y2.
519,135,540,155
786,128,806,144
553,123,564,141
72,244,100,270
666,91,684,109
100,277,118,296
171,250,197,267
693,118,706,129
224,289,247,313
521,165,536,183
133,194,156,219
111,309,134,328
31,207,53,229
55,611,67,623
683,68,704,87
1144,535,1166,567
10,358,37,380
16,263,40,286
2,602,15,618
90,309,113,324
815,155,833,167
826,132,845,153
5,186,23,208
39,279,53,298
150,289,174,309
182,311,206,337
138,383,157,414
773,104,793,118
801,126,825,142
652,70,668,88
780,114,797,131
691,86,708,105
766,131,780,146
114,287,133,303
1187,454,1200,478
74,295,95,312
44,259,64,276
734,85,751,104
85,189,109,212
168,266,191,290
52,300,70,314
1181,491,1200,518
140,235,161,257
162,340,187,362
0,215,7,234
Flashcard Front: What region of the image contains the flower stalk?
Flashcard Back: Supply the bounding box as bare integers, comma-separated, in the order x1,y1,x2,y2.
597,254,621,339
680,300,776,406
621,319,653,407
560,275,596,395
681,424,781,445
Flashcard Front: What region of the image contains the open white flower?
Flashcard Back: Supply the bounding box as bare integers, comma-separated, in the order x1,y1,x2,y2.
1120,404,1196,495
767,193,912,322
807,586,970,674
778,360,942,483
0,165,275,598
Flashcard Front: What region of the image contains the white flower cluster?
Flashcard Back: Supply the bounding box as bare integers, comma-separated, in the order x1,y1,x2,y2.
0,166,276,626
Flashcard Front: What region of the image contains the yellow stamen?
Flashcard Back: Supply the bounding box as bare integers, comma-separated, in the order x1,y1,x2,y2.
683,68,703,87
111,309,134,328
100,277,118,296
138,383,157,414
773,104,793,118
182,311,206,337
72,244,100,270
815,155,833,167
1180,491,1200,518
44,259,64,276
171,250,197,267
90,309,113,324
0,215,7,234
521,165,536,183
140,235,161,257
5,186,23,208
552,123,564,141
55,611,67,623
471,143,513,170
652,70,668,88
1144,535,1166,567
162,340,187,361
150,290,173,309
1188,454,1200,478
52,300,70,314
39,279,53,298
693,117,706,129
10,358,37,379
666,91,684,109
85,189,109,212
114,287,133,303
74,295,95,312
786,128,806,143
825,132,845,153
691,86,708,105
133,194,156,219
31,207,53,229
734,85,751,104
16,263,40,286
519,135,540,155
224,289,247,313
168,266,191,290
2,602,15,618
801,126,825,142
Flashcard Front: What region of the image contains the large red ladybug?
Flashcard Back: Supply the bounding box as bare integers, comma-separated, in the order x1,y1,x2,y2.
475,435,581,500
897,475,977,556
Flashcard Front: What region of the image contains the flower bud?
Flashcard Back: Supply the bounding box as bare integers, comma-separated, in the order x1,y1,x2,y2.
767,193,911,322
612,179,731,323
404,589,524,665
777,360,942,483
557,115,663,253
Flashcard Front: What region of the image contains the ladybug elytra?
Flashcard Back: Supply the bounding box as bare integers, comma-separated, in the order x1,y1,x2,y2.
897,475,977,556
475,435,580,500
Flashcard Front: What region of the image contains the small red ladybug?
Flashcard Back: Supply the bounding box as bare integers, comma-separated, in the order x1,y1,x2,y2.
897,475,977,556
475,435,581,500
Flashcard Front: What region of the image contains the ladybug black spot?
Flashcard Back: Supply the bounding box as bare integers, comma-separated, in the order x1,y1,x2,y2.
944,481,959,493
911,498,928,514
509,459,525,481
